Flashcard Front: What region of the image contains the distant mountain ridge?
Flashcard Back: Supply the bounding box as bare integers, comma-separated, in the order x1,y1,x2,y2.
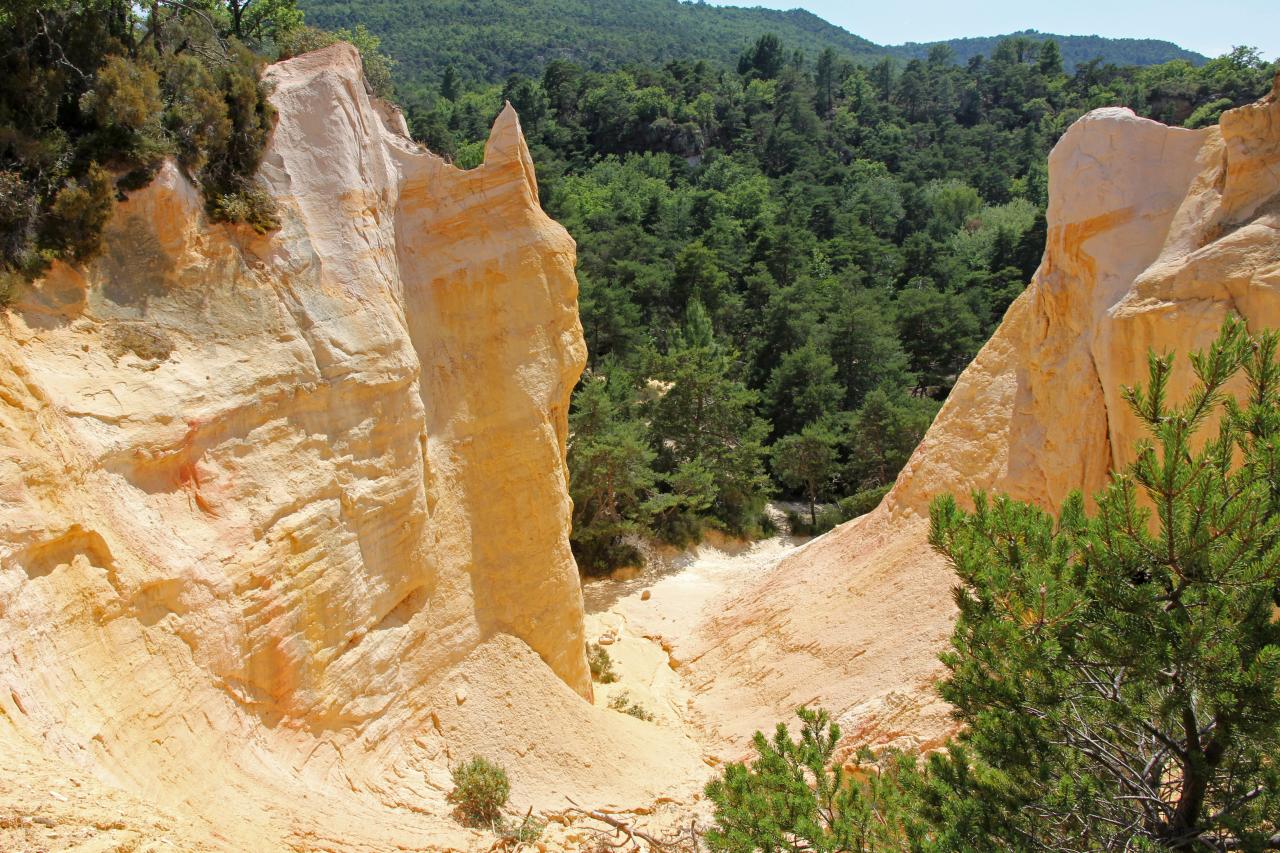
297,0,881,88
297,0,1208,90
887,29,1207,70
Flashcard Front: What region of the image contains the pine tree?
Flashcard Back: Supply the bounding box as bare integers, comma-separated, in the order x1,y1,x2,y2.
567,374,658,573
705,707,923,852
771,423,839,529
706,319,1280,851
927,317,1280,850
764,344,842,439
440,64,460,101
648,302,772,536
845,387,937,490
814,47,836,118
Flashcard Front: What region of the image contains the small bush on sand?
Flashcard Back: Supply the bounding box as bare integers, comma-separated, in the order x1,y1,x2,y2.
587,643,617,683
607,692,654,721
497,809,545,846
448,756,510,828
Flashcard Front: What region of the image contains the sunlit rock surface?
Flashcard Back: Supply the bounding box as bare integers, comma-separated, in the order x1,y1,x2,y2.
0,44,706,850
683,75,1280,753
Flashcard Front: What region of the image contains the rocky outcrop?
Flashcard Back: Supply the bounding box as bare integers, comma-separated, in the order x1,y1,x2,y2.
0,44,706,850
683,76,1280,753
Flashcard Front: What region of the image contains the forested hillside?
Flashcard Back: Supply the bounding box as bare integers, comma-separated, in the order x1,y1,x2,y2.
297,0,1205,94
888,30,1206,71
425,34,1280,571
298,0,880,91
385,32,1274,572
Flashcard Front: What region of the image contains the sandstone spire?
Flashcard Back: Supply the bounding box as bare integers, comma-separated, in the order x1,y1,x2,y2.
484,101,542,204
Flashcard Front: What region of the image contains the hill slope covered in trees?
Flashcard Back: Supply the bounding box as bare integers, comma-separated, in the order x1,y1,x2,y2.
888,29,1206,71
297,0,1207,94
298,0,880,89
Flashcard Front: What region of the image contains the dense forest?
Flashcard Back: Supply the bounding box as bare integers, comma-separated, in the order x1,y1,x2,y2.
389,33,1275,571
296,0,1206,94
299,0,880,89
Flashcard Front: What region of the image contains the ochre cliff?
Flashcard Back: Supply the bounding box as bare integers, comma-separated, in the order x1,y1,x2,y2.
681,76,1280,753
0,44,705,850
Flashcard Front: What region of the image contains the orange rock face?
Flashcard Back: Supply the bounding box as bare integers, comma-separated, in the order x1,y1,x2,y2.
0,45,707,850
682,77,1280,753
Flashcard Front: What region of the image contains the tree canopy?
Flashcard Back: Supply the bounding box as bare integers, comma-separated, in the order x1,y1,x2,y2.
0,0,399,304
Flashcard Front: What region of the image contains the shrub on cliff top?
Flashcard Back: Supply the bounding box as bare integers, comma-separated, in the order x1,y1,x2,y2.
277,23,395,99
0,1,294,299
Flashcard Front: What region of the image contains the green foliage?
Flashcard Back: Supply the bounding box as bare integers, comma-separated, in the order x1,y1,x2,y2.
44,165,116,264
491,33,1270,563
646,309,773,538
295,0,1212,94
738,34,785,81
448,756,511,829
298,0,885,90
88,55,164,133
568,374,658,574
892,31,1207,72
709,321,1280,850
765,345,842,439
705,707,923,852
232,0,306,45
497,810,545,845
199,42,278,231
895,281,981,392
771,423,840,529
923,317,1280,849
789,482,895,536
844,388,939,492
587,642,617,684
0,0,283,289
837,485,892,519
607,692,654,722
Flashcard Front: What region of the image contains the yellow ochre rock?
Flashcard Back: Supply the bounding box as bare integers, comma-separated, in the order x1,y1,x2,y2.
681,76,1280,753
0,44,705,850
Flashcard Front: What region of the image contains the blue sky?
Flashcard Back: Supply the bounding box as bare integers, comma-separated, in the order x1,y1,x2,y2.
702,1,1279,60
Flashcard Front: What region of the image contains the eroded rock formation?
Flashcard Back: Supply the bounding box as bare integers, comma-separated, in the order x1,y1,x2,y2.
0,44,705,850
682,75,1280,753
